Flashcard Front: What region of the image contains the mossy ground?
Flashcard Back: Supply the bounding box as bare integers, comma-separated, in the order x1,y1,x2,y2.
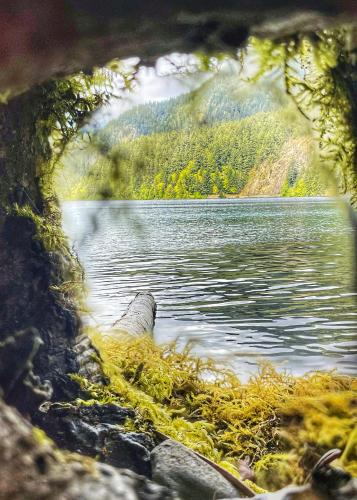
72,329,357,492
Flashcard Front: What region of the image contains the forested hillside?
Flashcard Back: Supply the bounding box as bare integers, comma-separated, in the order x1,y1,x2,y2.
98,76,279,146
56,75,328,200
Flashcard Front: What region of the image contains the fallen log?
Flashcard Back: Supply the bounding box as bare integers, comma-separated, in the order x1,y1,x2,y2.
73,292,156,384
111,292,156,337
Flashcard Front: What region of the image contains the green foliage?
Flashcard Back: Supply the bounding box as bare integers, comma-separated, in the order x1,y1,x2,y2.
37,70,112,198
251,29,357,205
281,162,326,197
58,106,324,200
97,75,282,148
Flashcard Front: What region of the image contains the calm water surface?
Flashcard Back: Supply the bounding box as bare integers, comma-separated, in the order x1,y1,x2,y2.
62,198,357,379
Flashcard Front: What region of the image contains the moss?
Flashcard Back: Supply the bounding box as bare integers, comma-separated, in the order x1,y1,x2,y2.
13,203,68,253
254,453,300,491
71,330,357,491
341,427,357,476
11,203,85,302
32,426,55,447
252,31,357,206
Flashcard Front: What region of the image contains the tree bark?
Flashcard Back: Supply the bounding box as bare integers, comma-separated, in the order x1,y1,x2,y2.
0,87,81,414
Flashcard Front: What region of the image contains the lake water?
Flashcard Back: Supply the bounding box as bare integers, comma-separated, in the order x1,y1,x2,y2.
62,198,357,379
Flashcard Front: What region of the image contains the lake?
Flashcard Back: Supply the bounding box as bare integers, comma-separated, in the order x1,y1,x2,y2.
62,198,357,379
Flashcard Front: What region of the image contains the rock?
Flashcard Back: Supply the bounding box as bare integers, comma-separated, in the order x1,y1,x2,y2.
335,477,357,499
103,431,154,477
238,466,357,500
0,398,175,500
0,327,53,409
39,401,154,476
151,439,243,499
249,485,313,499
73,334,107,384
65,465,175,500
312,464,356,499
0,212,82,415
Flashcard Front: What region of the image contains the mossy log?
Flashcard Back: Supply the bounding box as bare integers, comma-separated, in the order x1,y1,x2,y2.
111,292,157,337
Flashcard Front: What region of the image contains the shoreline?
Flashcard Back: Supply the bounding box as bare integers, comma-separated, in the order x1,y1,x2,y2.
61,194,335,203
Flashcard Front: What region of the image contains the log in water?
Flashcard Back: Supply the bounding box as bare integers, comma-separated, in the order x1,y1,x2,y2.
111,291,156,336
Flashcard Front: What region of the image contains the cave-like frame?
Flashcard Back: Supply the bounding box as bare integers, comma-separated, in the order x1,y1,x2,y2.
0,2,356,498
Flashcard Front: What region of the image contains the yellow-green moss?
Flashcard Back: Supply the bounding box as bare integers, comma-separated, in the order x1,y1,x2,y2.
13,203,67,252
77,329,356,492
254,453,300,491
32,426,55,447
12,203,84,301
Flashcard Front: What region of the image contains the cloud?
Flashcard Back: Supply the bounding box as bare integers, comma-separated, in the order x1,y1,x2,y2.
92,54,211,126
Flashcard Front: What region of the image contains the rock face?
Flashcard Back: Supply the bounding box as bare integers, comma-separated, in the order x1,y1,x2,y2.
39,401,155,477
0,399,174,500
73,333,108,384
1,1,355,96
151,439,242,499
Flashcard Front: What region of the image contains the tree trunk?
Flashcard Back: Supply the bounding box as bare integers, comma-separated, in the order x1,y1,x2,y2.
0,87,81,414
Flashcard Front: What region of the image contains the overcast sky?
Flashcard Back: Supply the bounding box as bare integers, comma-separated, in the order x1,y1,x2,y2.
92,54,245,126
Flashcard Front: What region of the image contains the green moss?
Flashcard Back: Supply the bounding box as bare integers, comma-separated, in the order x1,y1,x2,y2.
12,203,84,301
252,31,357,206
254,453,300,491
13,203,67,253
72,330,357,491
32,426,54,447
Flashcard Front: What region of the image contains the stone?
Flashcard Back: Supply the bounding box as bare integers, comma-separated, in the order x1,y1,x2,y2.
0,398,175,500
0,327,53,408
249,485,313,499
103,431,154,477
312,464,356,499
39,401,154,476
151,439,242,499
73,334,107,384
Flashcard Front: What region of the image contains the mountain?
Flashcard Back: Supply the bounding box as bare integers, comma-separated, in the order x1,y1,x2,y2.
56,74,328,200
97,75,285,147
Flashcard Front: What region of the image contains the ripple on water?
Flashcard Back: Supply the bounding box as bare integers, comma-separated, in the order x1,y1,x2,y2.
62,198,357,379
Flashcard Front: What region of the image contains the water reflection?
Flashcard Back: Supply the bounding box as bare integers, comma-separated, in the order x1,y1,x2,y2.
62,198,357,379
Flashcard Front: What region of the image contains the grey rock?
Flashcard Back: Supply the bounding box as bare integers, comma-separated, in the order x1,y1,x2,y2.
39,401,154,476
151,439,242,499
0,398,174,500
249,485,310,499
73,334,107,384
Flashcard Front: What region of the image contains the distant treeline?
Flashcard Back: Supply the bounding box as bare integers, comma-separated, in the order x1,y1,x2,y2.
98,76,279,146
57,75,328,200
